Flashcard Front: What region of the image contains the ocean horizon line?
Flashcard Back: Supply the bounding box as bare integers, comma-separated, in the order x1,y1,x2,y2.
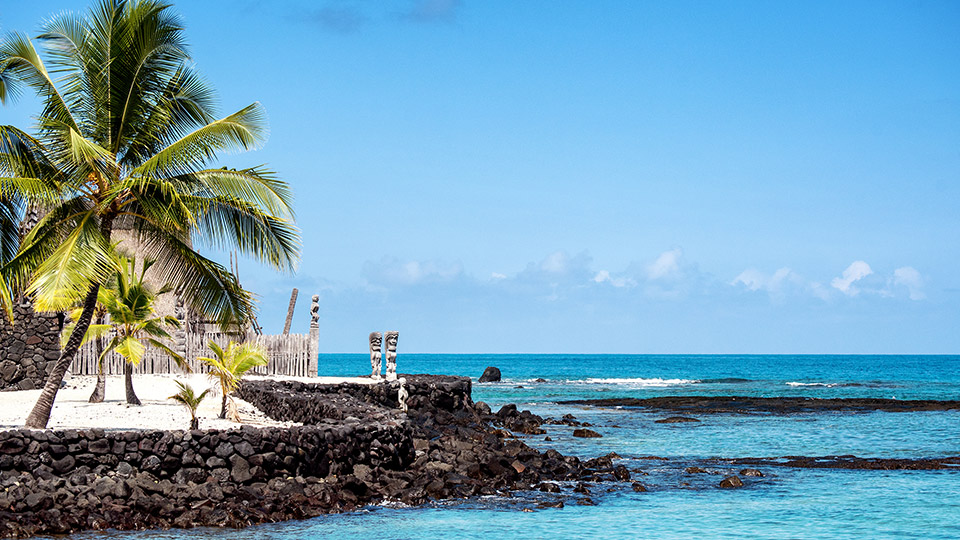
318,352,960,357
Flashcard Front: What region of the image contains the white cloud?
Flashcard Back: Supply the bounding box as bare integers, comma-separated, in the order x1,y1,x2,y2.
831,261,873,296
809,281,832,301
893,266,925,300
646,248,682,280
540,251,570,273
732,267,793,292
491,272,507,280
593,270,636,288
521,251,594,283
362,257,463,285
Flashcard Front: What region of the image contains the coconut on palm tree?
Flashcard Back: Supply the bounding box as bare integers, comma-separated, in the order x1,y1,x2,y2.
63,254,187,405
168,380,209,430
199,340,267,420
0,0,300,428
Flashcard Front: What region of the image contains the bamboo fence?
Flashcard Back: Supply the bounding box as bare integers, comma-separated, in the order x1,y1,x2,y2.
70,331,317,377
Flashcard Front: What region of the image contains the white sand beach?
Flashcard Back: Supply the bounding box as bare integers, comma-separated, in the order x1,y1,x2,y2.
0,374,373,432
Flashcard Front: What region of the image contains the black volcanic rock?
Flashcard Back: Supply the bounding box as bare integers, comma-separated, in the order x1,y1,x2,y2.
655,416,700,424
479,366,502,383
558,396,960,414
719,476,744,488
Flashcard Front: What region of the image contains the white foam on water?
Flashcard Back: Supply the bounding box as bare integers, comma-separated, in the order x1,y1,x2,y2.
786,382,838,387
487,377,697,387
581,377,699,387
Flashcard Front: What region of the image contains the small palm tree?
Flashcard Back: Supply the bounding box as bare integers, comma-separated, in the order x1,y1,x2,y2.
199,340,267,420
64,255,187,405
168,380,209,430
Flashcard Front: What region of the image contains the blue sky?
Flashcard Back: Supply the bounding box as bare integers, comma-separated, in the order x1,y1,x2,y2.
2,1,958,353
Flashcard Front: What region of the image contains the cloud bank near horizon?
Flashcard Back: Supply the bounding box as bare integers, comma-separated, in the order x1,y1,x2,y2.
247,248,946,354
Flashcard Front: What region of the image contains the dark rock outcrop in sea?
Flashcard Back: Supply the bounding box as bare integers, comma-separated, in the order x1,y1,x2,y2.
558,396,960,414
719,476,744,488
725,455,960,471
654,416,700,423
479,367,501,383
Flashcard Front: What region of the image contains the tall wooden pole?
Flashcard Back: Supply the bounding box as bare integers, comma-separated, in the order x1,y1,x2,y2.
283,288,298,335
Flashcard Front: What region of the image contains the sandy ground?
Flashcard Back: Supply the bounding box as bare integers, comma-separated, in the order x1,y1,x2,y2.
0,373,373,432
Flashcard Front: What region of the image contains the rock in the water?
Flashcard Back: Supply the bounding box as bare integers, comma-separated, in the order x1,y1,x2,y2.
654,416,700,424
685,466,707,474
631,482,648,492
719,475,744,488
572,429,602,438
739,468,764,477
479,366,501,383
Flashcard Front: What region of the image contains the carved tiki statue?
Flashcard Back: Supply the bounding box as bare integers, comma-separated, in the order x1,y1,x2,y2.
397,377,409,412
384,331,399,381
369,332,383,379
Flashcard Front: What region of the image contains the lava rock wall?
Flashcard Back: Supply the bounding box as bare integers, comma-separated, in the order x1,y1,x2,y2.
237,374,472,423
0,420,410,536
0,301,61,391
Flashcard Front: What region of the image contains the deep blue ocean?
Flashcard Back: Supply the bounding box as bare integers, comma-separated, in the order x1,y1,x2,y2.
67,354,960,540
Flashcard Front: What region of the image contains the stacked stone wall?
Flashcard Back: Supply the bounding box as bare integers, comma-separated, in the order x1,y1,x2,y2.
0,301,61,391
237,374,472,423
0,419,412,536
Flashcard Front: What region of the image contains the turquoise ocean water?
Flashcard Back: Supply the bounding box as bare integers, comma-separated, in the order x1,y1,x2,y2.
67,354,960,540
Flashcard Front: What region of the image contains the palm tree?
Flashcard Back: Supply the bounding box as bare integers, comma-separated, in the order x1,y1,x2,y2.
168,380,210,430
87,310,108,403
0,0,299,428
199,340,267,420
64,255,186,405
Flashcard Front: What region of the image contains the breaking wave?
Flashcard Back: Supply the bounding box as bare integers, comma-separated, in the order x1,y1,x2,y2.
580,377,698,387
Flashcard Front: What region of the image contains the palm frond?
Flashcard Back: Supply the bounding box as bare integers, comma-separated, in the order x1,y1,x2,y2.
1,197,91,298
59,321,112,349
145,337,188,371
131,223,256,327
120,64,217,168
0,31,80,131
0,275,13,323
26,211,118,311
0,125,64,187
131,102,268,179
184,166,294,218
188,195,300,273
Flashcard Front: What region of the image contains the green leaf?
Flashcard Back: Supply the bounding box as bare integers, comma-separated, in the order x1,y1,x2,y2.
115,335,146,365
26,212,118,311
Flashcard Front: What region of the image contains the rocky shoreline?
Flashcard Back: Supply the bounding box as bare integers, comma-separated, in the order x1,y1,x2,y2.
4,379,953,537
0,375,632,537
558,396,960,413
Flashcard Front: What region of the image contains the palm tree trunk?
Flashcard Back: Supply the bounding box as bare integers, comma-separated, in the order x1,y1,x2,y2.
25,283,101,428
190,415,199,430
88,314,106,403
124,362,141,405
220,391,227,419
